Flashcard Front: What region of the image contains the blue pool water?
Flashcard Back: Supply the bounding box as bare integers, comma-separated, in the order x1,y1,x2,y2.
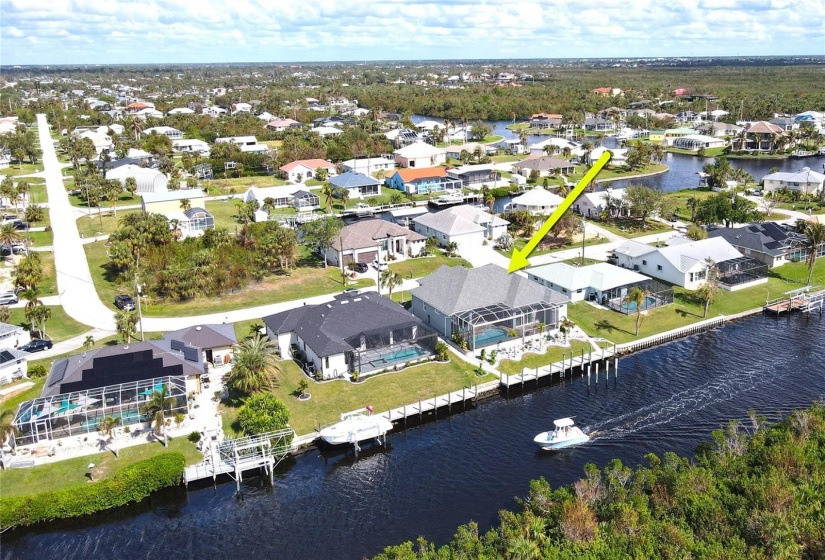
371,346,428,366
623,296,658,312
474,327,509,347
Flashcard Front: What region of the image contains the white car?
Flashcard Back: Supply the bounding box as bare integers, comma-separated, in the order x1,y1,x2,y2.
0,292,19,305
372,260,388,271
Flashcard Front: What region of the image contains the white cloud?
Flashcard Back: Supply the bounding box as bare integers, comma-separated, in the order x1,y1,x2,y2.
0,0,822,64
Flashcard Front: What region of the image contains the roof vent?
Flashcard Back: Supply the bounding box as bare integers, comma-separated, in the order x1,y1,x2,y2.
353,297,362,302
340,300,349,304
326,304,332,308
123,345,129,350
195,326,202,331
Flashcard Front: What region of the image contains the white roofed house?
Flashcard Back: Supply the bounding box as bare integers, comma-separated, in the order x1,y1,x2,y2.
671,134,726,151
215,135,269,154
573,187,628,218
0,322,30,351
265,117,302,132
141,189,213,238
142,126,183,139
106,164,168,194
172,138,210,155
242,185,307,212
414,205,509,247
393,142,447,168
0,348,29,385
505,187,564,215
446,164,501,188
612,237,768,291
231,102,252,115
342,156,396,175
761,167,825,196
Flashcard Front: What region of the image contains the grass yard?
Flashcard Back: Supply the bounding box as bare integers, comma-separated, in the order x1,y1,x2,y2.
0,437,202,499
590,218,673,238
26,230,54,248
26,182,48,205
666,146,727,157
497,340,593,375
561,257,602,266
75,209,139,238
491,155,522,163
496,234,610,259
597,163,669,181
774,201,825,215
7,305,91,342
84,242,375,317
665,187,716,221
388,252,471,279
68,191,142,209
482,135,504,143
204,176,289,196
220,356,496,436
568,260,823,344
0,163,41,178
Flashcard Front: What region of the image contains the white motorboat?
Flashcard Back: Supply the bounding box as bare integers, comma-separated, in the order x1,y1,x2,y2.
319,408,393,446
533,418,589,450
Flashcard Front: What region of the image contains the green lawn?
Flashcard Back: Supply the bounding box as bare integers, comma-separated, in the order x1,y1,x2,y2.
388,252,471,279
498,340,593,375
497,235,610,259
664,187,716,221
491,155,521,163
590,218,673,238
561,257,602,266
597,163,669,181
8,305,91,342
205,176,289,196
84,242,375,317
568,261,823,344
26,230,54,248
482,135,504,143
0,437,201,499
221,356,496,436
76,209,139,238
666,146,727,157
774,202,825,215
0,163,41,178
27,183,48,205
69,191,142,209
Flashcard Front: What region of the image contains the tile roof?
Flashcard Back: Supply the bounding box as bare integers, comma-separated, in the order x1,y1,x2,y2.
390,167,449,182
331,219,425,251
746,121,784,135
280,159,335,172
414,205,508,236
512,156,574,172
409,264,568,316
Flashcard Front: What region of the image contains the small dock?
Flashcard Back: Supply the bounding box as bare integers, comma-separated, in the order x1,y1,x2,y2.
379,382,496,423
500,346,617,389
183,428,293,492
427,193,483,209
764,287,824,316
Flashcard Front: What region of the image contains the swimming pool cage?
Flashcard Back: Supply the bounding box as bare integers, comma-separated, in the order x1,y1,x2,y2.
451,301,564,351
717,256,768,288
347,323,439,374
11,376,188,446
607,279,674,315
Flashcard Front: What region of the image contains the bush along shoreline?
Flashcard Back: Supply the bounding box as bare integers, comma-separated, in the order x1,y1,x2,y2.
375,403,825,559
1,452,185,531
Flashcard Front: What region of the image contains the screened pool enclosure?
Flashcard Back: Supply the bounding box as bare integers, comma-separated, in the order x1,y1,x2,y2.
606,279,674,315
451,301,564,351
11,376,188,446
346,323,438,374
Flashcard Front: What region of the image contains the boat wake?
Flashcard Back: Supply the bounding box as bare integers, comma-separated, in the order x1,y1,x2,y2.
584,355,791,442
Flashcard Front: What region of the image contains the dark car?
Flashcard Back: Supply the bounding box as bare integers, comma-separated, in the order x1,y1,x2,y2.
114,294,135,310
20,339,53,353
353,262,368,274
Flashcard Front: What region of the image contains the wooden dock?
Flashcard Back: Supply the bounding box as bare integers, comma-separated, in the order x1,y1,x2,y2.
500,346,617,388
379,382,497,423
764,288,825,316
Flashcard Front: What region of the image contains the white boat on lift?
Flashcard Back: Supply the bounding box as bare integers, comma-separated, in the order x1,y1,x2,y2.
533,418,589,450
319,408,393,446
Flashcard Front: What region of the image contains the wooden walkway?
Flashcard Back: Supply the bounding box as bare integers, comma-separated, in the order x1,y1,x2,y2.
379,383,493,423
764,288,825,316
500,346,616,388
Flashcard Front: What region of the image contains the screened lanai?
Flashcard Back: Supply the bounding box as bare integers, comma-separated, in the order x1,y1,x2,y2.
346,322,438,374
718,256,768,288
12,376,187,446
451,301,563,351
606,279,674,314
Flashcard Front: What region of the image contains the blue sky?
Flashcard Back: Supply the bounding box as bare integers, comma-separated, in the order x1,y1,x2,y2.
1,0,823,65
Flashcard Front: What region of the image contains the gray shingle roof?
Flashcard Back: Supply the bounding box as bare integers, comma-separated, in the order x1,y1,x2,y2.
512,156,574,173
409,264,568,316
331,219,425,251
708,222,802,257
263,293,426,357
329,171,380,189
163,323,237,349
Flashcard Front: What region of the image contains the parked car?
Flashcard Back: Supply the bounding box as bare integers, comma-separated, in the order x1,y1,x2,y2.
372,260,388,271
353,262,368,274
0,246,10,257
0,291,18,305
20,339,53,353
114,294,135,310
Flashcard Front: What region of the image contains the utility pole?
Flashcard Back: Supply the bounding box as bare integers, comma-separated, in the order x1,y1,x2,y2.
135,272,144,342
580,216,587,266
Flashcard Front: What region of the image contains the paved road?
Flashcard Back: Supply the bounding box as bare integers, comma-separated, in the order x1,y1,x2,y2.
37,114,117,331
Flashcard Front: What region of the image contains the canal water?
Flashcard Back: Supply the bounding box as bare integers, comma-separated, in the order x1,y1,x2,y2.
5,313,825,559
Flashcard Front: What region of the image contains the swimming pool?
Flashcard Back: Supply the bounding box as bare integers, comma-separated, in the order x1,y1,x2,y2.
473,327,509,347
623,296,658,312
370,346,428,367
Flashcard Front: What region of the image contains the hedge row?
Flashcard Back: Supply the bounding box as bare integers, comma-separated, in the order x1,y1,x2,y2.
1,452,186,530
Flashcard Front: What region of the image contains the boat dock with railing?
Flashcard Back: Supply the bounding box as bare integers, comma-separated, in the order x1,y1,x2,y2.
500,345,617,389
764,286,824,316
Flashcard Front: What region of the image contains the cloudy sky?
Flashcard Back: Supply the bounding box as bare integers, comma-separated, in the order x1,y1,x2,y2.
1,0,823,65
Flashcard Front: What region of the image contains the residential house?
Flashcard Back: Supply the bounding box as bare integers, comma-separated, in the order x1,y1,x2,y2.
794,111,825,132
279,159,336,184
172,138,210,155
231,102,252,115
528,138,585,159
702,122,744,138
446,164,500,188
106,164,169,193
215,135,268,153
592,87,622,97
0,348,28,384
761,167,824,196
393,142,446,168
769,116,798,132
341,156,395,175
163,324,237,368
413,205,509,247
310,126,344,137
141,189,206,215
445,142,489,161
674,111,703,124
292,190,321,212
202,106,227,117
264,293,437,379
738,121,785,152
527,262,673,312
385,128,421,149
385,167,462,195
142,126,183,139
0,322,30,351
409,264,568,351
583,117,615,131
325,219,425,266
265,118,302,132
75,129,113,155
504,187,564,215
612,237,767,290
529,113,563,129
167,107,195,115
512,156,576,178
659,127,699,146
672,135,726,151
243,185,310,210
329,172,381,199
707,222,825,268
574,187,628,218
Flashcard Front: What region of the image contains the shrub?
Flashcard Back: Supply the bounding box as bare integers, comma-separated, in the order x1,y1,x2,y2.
0,453,186,530
187,431,201,443
27,364,47,378
237,393,291,436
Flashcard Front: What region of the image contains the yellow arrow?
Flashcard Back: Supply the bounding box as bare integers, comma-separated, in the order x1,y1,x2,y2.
508,151,611,273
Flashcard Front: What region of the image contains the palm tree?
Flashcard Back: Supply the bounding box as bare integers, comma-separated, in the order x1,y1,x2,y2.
380,270,403,299
623,286,647,336
321,182,335,213
21,287,41,312
128,116,145,142
83,335,95,350
115,309,138,343
0,223,21,262
0,410,19,449
141,386,176,447
802,221,825,285
97,415,122,457
261,197,276,214
695,259,720,318
179,198,191,212
224,335,281,396
338,187,350,209
247,322,264,339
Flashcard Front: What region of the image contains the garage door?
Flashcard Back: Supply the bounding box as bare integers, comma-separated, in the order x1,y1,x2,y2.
357,250,377,264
